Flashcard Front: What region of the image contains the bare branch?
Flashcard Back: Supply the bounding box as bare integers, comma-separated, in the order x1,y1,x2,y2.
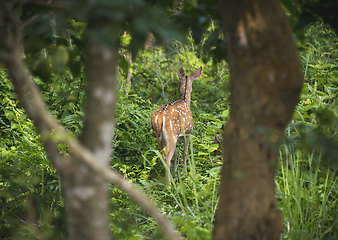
182,44,192,74
6,53,66,172
165,44,172,82
0,3,61,168
10,56,181,240
1,6,180,239
173,40,182,67
20,14,38,30
16,0,71,10
154,52,166,99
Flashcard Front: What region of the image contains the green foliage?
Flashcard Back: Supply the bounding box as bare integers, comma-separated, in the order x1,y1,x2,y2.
276,22,338,239
124,39,229,112
290,23,338,166
277,147,338,240
0,73,64,239
109,138,221,239
173,0,227,64
111,55,226,238
112,94,160,180
1,6,338,239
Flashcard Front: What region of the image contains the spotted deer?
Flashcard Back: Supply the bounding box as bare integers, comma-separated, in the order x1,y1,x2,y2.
151,66,202,183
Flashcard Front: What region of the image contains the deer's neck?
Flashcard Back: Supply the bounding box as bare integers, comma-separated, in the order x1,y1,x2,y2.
181,84,192,107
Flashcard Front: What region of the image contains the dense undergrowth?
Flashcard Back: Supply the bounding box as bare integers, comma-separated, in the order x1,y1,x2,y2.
1,22,338,239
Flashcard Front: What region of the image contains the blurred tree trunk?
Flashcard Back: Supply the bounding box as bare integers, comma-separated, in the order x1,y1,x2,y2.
213,0,303,239
0,2,181,240
61,16,118,240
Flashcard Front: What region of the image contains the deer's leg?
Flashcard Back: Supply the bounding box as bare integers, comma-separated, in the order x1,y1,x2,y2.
173,148,178,173
183,134,190,174
157,138,172,182
164,145,177,184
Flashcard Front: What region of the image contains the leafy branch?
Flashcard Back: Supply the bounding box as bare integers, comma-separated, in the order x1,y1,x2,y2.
0,3,180,240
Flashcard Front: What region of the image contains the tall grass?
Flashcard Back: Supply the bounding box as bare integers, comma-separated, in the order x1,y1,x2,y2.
143,134,220,240
276,142,338,240
145,126,338,240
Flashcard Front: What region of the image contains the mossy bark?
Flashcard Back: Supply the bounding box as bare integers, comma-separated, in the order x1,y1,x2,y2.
213,0,304,239
62,17,118,240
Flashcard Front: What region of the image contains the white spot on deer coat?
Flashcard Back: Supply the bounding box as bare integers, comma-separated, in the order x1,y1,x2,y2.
162,115,167,141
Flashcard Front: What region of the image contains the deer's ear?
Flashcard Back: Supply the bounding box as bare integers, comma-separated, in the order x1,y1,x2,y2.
191,67,202,80
178,67,186,79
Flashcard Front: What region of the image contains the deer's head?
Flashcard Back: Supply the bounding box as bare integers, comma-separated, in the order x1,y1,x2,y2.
178,67,202,101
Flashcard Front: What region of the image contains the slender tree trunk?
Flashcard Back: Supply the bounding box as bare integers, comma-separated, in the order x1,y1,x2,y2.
62,16,118,240
213,1,303,239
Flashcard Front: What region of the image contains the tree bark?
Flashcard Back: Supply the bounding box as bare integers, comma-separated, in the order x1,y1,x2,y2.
213,1,304,240
61,17,118,240
1,5,181,239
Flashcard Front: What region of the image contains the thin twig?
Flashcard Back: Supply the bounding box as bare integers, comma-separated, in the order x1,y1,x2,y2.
20,14,38,30
320,22,331,63
154,51,166,99
182,44,192,74
165,44,172,82
174,40,182,67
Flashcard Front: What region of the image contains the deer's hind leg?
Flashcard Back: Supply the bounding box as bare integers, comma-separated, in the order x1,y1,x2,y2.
183,134,190,174
164,144,177,184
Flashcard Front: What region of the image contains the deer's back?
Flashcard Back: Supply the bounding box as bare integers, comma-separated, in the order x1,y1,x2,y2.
151,101,193,141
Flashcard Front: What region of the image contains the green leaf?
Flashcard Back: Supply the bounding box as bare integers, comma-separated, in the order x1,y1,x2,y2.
208,126,223,134
53,90,72,105
299,95,313,100
119,54,129,75
314,91,328,97
201,77,215,82
72,20,87,27
201,115,222,123
222,109,229,118
208,144,219,152
301,84,309,95
304,105,316,112
329,77,338,82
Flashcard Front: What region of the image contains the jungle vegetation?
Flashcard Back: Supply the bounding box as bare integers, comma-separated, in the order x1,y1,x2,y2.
0,0,338,239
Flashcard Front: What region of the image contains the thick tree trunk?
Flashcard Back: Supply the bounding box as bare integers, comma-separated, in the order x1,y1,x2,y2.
213,1,304,240
62,17,118,240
